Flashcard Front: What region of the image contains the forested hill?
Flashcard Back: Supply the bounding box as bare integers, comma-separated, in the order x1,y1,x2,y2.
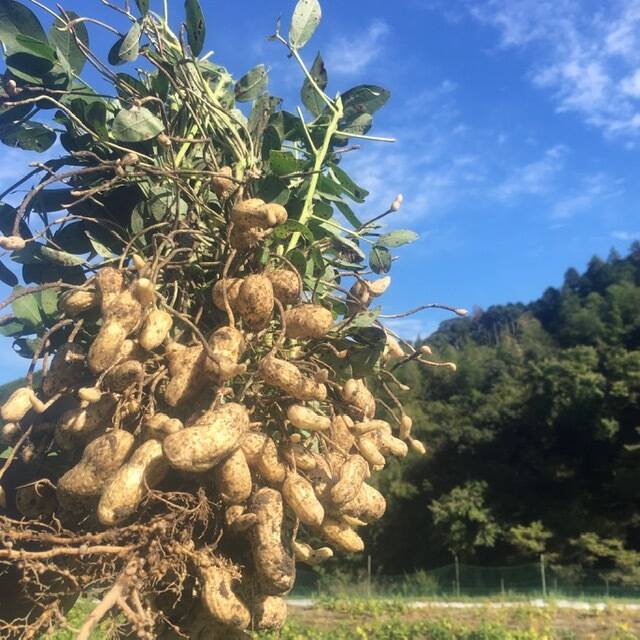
369,245,640,583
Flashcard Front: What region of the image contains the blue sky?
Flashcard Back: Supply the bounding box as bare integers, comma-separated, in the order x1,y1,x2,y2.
1,0,640,381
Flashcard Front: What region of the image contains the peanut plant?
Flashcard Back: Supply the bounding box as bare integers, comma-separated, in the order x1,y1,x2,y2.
0,1,465,637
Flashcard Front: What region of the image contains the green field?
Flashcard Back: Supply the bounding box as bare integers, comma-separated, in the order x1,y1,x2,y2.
48,596,640,639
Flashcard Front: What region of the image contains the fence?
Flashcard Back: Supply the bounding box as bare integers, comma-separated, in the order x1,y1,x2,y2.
292,557,640,599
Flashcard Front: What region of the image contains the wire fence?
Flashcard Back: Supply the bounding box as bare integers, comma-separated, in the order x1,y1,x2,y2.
292,559,640,600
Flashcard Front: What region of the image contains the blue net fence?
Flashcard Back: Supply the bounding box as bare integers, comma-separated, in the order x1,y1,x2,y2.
292,562,640,599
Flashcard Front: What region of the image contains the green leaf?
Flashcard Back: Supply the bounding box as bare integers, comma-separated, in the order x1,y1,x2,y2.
329,163,369,203
378,229,419,248
14,33,55,60
272,220,315,244
318,223,365,259
121,22,141,62
111,106,164,142
335,201,362,229
351,306,382,328
0,121,56,151
0,318,28,337
289,0,321,50
48,12,88,74
301,52,327,115
40,246,85,266
6,50,54,77
116,72,149,99
53,222,92,254
0,260,17,287
341,85,390,119
0,0,47,52
184,0,205,56
261,125,281,160
235,64,268,102
135,0,149,16
85,231,113,258
12,286,43,327
339,112,373,137
269,150,304,176
38,287,58,317
369,244,392,274
131,208,145,235
256,175,290,205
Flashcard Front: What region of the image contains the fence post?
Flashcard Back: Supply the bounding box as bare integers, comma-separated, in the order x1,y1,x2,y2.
454,553,460,597
540,554,547,598
605,578,610,598
367,554,372,598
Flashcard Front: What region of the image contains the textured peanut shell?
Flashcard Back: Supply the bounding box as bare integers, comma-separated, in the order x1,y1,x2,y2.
163,345,206,407
212,278,242,312
163,403,248,472
284,304,333,339
287,404,331,431
96,267,124,309
253,595,287,631
237,274,274,330
282,442,317,471
57,395,116,444
294,376,327,402
340,483,386,523
357,434,386,468
229,225,272,249
16,482,57,519
213,449,252,504
259,355,302,395
318,518,364,553
97,439,167,526
204,326,246,383
210,166,235,200
330,415,356,452
266,269,301,305
231,199,286,229
342,378,376,419
330,454,369,506
104,359,144,393
88,321,128,375
139,309,173,351
195,554,250,631
59,288,97,316
249,488,295,595
240,431,286,485
282,472,325,526
143,413,183,441
57,431,135,507
1,387,34,422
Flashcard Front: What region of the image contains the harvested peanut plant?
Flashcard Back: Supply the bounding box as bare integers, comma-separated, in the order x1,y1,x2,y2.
0,0,466,637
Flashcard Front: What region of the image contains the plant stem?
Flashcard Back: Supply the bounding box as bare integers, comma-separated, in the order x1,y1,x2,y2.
286,100,343,253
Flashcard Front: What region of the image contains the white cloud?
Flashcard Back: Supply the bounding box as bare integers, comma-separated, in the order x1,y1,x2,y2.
494,145,568,200
612,230,640,241
385,317,438,340
325,20,389,75
468,0,640,139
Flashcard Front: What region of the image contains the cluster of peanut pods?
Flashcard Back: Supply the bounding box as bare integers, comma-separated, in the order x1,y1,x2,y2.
0,189,424,636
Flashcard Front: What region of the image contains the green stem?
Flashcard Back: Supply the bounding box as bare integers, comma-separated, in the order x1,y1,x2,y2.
286,100,343,253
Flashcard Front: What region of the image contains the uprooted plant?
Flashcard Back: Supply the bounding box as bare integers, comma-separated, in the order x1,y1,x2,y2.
0,0,466,637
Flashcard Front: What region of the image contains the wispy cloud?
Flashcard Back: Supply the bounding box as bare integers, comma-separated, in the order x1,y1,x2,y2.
468,0,640,140
494,145,568,200
386,317,438,340
612,230,640,241
325,20,390,75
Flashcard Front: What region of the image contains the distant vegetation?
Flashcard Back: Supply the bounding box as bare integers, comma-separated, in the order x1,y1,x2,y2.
5,247,640,589
357,245,640,584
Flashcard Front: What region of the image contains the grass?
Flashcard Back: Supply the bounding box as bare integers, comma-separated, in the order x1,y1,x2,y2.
47,595,640,639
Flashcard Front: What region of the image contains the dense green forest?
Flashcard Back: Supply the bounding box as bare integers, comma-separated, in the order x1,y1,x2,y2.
365,245,640,584
2,247,640,585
